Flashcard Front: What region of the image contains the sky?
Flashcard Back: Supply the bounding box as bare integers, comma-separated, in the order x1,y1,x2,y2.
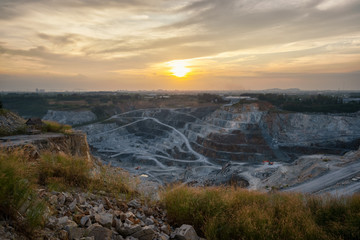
0,0,359,91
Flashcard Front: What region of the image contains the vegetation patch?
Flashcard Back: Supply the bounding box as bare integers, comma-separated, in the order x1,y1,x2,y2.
38,153,90,189
42,120,72,134
163,185,360,240
0,149,138,236
0,151,45,234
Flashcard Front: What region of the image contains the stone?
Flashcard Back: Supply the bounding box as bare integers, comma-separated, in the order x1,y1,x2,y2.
128,200,141,209
47,216,57,229
65,226,85,240
63,192,74,204
65,220,78,229
80,215,92,227
117,224,142,236
115,218,123,232
58,229,68,240
171,225,199,240
131,226,156,240
86,223,112,240
144,218,154,226
160,224,170,235
95,212,113,228
69,199,77,212
159,233,170,240
125,211,136,219
120,213,127,221
57,216,69,226
125,237,138,240
112,232,125,240
58,194,66,205
80,237,95,240
49,195,58,205
76,194,86,204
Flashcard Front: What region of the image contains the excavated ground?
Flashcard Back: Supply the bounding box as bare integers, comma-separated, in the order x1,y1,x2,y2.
74,103,360,194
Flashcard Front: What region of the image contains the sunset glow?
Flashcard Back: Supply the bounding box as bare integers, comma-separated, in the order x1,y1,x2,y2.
0,0,359,91
168,60,191,78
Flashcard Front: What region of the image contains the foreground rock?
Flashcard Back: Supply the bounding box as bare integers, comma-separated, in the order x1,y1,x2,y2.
4,190,204,240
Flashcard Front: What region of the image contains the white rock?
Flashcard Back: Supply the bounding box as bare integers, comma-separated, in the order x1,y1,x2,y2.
171,224,199,240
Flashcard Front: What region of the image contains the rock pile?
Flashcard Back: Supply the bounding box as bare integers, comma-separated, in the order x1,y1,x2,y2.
30,190,203,240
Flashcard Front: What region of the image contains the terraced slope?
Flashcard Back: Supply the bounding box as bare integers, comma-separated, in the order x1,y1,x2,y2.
78,103,360,186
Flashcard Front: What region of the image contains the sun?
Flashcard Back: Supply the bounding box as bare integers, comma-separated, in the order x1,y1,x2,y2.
168,60,191,77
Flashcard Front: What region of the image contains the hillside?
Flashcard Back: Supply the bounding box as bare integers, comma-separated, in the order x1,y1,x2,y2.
0,109,26,136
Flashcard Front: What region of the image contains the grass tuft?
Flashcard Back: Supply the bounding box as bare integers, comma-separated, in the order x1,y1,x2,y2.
38,153,90,189
89,164,137,199
0,151,45,234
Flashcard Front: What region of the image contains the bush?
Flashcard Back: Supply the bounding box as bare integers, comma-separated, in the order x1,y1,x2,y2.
0,151,45,233
163,186,360,240
42,120,72,134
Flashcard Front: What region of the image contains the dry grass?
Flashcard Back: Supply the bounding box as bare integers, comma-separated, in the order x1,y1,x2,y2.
38,153,91,190
0,150,45,234
89,164,137,199
163,185,360,240
0,148,138,235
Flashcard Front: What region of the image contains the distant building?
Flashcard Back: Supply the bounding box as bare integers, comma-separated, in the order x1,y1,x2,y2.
223,96,257,105
36,88,45,93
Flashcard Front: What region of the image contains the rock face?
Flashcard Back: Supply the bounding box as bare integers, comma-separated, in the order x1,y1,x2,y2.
43,110,97,126
79,103,360,186
0,132,92,162
0,110,26,136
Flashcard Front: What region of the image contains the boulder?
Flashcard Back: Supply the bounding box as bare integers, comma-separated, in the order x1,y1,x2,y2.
117,224,142,236
80,215,92,227
128,200,141,209
131,226,155,240
171,225,199,240
86,223,112,240
65,226,85,240
69,199,77,212
95,212,113,228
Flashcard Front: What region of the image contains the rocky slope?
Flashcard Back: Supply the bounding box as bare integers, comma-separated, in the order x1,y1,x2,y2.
43,110,97,126
0,132,92,162
0,128,203,240
0,110,26,136
1,190,202,240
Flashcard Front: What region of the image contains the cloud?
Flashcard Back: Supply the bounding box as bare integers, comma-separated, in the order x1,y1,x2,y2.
0,0,359,90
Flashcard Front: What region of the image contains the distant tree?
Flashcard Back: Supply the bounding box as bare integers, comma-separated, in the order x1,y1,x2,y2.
0,101,2,109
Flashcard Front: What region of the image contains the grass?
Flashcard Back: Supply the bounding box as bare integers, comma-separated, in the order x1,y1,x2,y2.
38,153,91,190
163,185,360,240
89,164,137,199
42,120,72,134
0,151,45,234
37,152,137,198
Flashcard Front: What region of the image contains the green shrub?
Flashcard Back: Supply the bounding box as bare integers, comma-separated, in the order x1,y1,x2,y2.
0,151,45,233
42,120,72,134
